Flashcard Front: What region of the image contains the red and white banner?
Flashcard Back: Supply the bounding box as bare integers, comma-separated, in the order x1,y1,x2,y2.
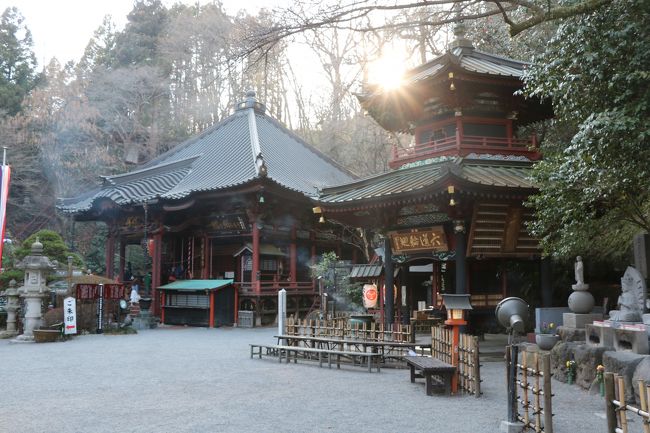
362,284,378,309
0,164,10,270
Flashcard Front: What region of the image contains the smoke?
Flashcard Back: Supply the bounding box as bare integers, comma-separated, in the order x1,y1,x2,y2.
328,290,364,313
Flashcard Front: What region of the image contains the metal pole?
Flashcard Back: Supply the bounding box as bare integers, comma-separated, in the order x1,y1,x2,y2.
67,256,73,296
2,146,7,165
507,344,519,423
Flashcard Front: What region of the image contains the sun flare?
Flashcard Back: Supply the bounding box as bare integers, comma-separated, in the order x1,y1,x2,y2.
367,48,407,90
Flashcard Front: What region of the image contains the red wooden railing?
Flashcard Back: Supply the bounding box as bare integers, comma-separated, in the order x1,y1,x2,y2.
236,280,316,295
389,133,540,168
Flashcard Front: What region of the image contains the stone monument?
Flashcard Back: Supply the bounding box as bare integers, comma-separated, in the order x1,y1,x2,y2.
587,266,649,354
11,239,56,343
0,279,19,338
611,266,646,322
563,256,602,329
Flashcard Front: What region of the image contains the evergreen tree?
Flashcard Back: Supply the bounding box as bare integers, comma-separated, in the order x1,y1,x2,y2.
525,0,650,259
114,0,168,67
0,7,37,116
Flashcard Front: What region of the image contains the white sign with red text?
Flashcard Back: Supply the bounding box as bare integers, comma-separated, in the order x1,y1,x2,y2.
63,297,77,335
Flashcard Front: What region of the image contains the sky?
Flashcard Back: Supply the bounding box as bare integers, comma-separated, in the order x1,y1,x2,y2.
0,0,278,67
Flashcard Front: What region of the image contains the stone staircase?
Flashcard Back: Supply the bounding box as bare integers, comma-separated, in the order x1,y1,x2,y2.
129,304,158,330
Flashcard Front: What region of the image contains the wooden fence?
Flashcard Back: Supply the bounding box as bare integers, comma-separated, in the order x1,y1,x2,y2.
605,373,650,433
507,347,553,433
286,317,413,342
431,326,481,396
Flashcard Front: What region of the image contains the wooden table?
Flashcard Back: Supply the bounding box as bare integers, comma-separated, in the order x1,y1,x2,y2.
404,355,456,396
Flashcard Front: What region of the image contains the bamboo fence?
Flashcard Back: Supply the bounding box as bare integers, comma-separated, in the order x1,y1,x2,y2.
512,350,553,433
605,373,650,433
286,316,413,342
431,325,482,396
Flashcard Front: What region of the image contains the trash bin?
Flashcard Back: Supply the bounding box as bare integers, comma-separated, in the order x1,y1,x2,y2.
238,310,255,328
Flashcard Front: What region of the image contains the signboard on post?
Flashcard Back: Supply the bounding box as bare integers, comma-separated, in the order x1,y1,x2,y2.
63,297,77,335
278,289,287,339
96,283,104,334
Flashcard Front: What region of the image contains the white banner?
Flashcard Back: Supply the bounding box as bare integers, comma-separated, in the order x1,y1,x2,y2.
63,297,77,335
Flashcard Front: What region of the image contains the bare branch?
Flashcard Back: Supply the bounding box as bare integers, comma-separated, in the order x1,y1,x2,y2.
241,0,614,58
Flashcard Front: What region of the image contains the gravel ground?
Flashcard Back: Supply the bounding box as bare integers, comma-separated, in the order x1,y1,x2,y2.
0,327,613,433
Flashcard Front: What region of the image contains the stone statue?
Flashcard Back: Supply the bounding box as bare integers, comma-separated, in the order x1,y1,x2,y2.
609,266,647,322
572,256,589,290
575,256,584,285
130,284,141,305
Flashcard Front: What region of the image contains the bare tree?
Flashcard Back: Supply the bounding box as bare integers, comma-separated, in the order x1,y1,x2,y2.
240,0,612,57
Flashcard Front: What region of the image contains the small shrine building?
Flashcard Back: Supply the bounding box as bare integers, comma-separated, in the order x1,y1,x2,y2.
58,92,356,326
314,30,554,328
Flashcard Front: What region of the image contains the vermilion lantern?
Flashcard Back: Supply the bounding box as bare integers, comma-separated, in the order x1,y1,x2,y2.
442,294,472,325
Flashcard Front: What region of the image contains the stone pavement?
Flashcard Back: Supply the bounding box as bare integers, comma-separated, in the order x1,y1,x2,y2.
0,327,615,433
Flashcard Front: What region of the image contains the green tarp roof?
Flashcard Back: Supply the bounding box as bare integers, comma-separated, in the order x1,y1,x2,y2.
157,279,233,291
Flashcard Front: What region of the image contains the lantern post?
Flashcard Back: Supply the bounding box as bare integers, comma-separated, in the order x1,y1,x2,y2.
442,293,473,393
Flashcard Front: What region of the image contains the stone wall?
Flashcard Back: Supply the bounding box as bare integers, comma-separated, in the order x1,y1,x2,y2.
549,342,650,405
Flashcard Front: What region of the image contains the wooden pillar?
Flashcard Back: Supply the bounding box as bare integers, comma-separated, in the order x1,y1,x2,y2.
118,238,126,282
105,230,115,279
451,325,460,393
209,291,215,328
506,119,513,147
234,286,239,325
152,231,163,316
252,221,260,293
290,226,297,284
161,291,166,325
310,231,317,293
378,276,384,324
454,221,467,294
201,235,209,279
384,237,394,325
541,257,552,307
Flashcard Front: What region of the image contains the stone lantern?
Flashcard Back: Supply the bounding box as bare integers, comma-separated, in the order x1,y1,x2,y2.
13,239,56,342
0,279,19,338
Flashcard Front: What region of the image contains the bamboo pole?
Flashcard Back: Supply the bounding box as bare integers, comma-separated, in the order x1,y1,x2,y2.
534,352,542,432
639,380,650,433
473,335,481,397
542,353,553,433
618,376,628,433
646,384,650,433
522,350,530,427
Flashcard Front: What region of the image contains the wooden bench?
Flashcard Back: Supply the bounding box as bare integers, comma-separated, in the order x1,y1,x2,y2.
250,344,381,372
404,356,456,395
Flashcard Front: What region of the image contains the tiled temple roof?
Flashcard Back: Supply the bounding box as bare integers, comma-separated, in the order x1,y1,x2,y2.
318,155,535,205
58,92,354,214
